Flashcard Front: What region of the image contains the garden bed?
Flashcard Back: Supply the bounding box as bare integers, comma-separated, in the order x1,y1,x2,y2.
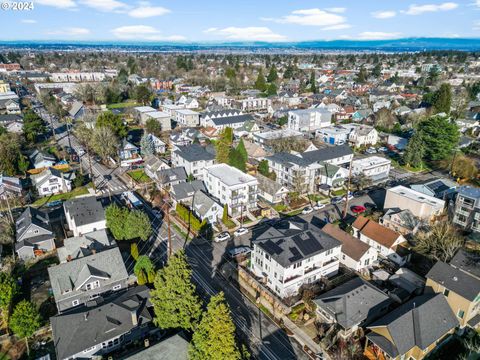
127,169,151,184
32,185,91,207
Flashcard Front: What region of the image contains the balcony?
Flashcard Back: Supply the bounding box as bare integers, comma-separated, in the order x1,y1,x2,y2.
364,346,388,360
304,266,320,275
456,208,471,217
322,257,339,267
283,274,303,284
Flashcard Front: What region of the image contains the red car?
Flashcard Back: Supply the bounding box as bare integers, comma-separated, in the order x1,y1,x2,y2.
351,205,366,214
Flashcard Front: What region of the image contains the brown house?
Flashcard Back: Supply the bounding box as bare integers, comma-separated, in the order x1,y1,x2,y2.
425,250,480,329
364,294,458,360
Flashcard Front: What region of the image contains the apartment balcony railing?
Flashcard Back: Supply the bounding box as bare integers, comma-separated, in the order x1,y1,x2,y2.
322,257,339,268
304,266,320,275
456,208,471,217
283,274,302,285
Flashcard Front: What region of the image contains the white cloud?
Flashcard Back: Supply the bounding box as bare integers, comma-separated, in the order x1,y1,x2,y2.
322,24,351,30
350,31,403,40
47,27,90,36
21,19,37,23
128,5,170,18
35,0,76,9
263,8,349,30
79,0,128,12
402,2,458,15
204,27,286,41
474,20,480,30
325,7,346,14
111,25,185,41
372,10,397,19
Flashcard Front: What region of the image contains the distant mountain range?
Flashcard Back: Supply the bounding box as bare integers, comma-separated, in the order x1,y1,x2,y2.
1,38,480,52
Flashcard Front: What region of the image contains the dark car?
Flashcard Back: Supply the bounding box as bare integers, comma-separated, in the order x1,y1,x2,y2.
331,196,344,204
353,190,366,198
364,202,378,211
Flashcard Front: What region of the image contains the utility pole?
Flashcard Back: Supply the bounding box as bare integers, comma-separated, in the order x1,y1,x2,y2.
86,142,96,191
342,156,353,219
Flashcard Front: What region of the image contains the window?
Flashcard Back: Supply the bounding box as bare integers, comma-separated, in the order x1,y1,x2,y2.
443,289,450,297
72,299,80,306
364,259,370,266
86,280,100,291
113,284,121,291
265,254,270,261
458,310,465,319
293,262,302,269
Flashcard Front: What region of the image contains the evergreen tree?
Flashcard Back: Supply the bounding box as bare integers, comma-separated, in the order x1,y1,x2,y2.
0,272,18,327
267,65,278,82
417,115,459,161
236,138,248,163
134,255,155,285
258,160,270,177
215,127,233,164
9,300,41,356
189,292,241,360
130,243,139,260
145,118,162,136
356,66,368,83
432,83,452,114
254,69,267,92
372,64,382,78
266,83,277,96
96,111,128,138
402,132,425,168
222,205,228,223
228,149,246,172
283,64,294,79
309,71,317,94
140,133,155,156
150,250,202,331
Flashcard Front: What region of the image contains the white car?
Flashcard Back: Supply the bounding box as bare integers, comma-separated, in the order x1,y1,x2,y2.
214,232,231,243
365,147,377,154
78,148,86,156
234,227,248,237
302,206,313,215
347,193,354,201
314,203,326,211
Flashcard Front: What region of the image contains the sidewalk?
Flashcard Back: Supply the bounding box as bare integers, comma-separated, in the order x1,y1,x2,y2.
282,316,330,360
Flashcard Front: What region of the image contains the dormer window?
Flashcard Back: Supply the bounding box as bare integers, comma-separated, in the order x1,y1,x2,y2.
86,280,100,291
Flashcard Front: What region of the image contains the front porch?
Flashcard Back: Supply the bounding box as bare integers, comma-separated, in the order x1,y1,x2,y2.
364,335,396,360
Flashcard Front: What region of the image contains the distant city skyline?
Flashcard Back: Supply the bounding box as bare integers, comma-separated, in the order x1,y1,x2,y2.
1,0,479,42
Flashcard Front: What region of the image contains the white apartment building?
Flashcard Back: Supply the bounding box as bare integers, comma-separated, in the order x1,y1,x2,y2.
50,72,109,82
235,97,271,112
348,125,378,147
63,196,107,237
203,164,258,217
161,104,185,117
288,109,332,133
171,144,216,180
250,220,342,298
175,109,200,127
352,156,391,182
384,186,445,220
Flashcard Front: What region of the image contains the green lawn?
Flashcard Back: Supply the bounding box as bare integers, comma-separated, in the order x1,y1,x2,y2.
127,169,151,183
273,204,288,212
223,218,236,229
331,189,347,197
107,102,141,109
32,186,90,207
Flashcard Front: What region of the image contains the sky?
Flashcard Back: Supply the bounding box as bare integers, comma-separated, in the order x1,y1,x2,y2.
0,0,479,42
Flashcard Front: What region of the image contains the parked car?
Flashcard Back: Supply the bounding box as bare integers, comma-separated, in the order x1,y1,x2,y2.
331,196,344,204
78,148,86,156
313,203,326,211
378,146,388,152
364,202,378,211
214,232,231,243
228,246,251,258
347,193,354,201
353,190,366,198
233,227,248,237
351,205,366,214
365,147,377,154
302,206,313,215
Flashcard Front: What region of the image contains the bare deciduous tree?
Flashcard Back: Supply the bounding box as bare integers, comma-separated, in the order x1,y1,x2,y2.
414,222,463,262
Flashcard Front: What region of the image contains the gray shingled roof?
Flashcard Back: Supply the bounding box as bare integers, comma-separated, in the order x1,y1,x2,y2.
426,261,480,301
16,207,52,240
266,145,352,168
314,277,391,330
64,196,105,227
57,229,112,263
51,286,152,360
123,333,189,360
157,167,187,185
174,143,215,162
252,219,341,268
48,247,128,302
210,114,254,126
367,294,458,357
171,180,206,201
449,249,480,279
192,190,221,218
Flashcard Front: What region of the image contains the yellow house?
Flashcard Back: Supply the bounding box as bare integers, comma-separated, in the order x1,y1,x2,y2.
364,294,458,360
425,254,480,329
0,80,10,94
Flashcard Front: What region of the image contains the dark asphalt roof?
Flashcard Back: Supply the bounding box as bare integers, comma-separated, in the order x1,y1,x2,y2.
314,277,391,329
267,144,352,168
15,207,52,241
64,196,105,226
449,249,480,279
367,294,458,357
426,261,480,301
51,286,152,360
252,219,341,268
210,114,254,126
173,143,215,162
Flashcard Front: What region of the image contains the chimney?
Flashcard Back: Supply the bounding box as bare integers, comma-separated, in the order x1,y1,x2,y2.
67,255,72,262
131,309,138,326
